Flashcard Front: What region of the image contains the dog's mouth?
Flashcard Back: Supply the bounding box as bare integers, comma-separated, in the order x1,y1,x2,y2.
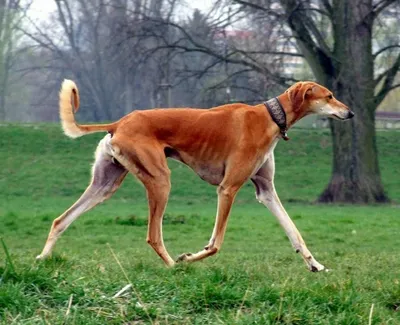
331,114,346,120
331,113,354,120
331,110,355,120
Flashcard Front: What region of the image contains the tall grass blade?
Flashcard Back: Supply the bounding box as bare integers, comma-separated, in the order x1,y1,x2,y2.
1,237,16,274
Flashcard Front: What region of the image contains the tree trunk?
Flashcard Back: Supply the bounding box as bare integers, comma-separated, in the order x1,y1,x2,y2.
0,0,7,121
0,90,5,120
318,0,389,203
319,100,388,203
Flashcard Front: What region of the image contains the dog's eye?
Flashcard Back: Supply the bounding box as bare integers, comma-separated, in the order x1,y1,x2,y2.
327,95,333,100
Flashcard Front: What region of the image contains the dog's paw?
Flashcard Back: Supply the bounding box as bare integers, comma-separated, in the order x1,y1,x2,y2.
309,261,326,272
204,238,215,250
36,253,49,261
176,253,192,263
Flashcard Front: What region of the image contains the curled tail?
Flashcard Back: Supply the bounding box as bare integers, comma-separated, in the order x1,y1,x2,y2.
59,79,116,138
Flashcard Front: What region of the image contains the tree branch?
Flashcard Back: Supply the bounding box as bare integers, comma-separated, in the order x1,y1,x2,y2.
386,83,400,92
288,1,332,56
137,17,294,87
374,51,400,106
320,0,333,16
232,0,283,19
372,0,398,18
373,45,400,58
280,0,334,79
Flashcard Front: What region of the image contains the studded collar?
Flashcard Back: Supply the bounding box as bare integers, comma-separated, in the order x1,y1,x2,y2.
263,97,290,141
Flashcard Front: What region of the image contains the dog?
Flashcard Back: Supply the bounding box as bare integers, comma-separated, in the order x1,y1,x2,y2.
36,80,354,271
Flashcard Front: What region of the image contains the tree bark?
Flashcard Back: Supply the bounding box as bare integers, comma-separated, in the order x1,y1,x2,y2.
319,96,388,203
0,0,12,121
0,90,5,120
318,0,389,203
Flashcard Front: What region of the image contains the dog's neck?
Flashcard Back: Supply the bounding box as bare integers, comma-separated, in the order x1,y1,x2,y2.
264,97,289,141
276,93,309,128
263,93,309,141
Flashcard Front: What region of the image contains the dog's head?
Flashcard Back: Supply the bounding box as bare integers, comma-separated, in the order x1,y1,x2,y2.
286,81,354,120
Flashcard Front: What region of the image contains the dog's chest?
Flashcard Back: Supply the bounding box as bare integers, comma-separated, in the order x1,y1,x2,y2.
252,138,279,175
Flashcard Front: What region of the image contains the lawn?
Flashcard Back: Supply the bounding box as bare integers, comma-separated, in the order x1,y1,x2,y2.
0,124,399,324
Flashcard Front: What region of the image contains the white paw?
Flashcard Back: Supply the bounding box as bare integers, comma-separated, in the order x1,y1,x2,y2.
176,253,192,263
309,261,326,272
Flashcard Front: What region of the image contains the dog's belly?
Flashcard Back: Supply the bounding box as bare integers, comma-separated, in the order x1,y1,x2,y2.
181,160,224,185
164,147,224,185
192,164,224,185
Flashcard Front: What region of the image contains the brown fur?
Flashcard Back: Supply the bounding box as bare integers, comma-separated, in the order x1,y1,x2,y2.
37,80,352,271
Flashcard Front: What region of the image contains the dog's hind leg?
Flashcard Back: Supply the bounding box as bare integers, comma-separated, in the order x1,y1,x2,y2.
142,174,175,267
111,137,175,267
36,138,127,260
251,152,325,272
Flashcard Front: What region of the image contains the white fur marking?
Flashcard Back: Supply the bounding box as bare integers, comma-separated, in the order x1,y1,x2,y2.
251,139,279,177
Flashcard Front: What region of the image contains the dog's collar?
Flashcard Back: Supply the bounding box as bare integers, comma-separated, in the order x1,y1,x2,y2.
263,97,290,141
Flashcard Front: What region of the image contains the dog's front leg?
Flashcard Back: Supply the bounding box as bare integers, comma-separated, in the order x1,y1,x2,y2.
252,154,325,272
176,183,240,263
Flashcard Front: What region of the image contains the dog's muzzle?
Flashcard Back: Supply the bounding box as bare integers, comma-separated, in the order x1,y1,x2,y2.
347,111,355,119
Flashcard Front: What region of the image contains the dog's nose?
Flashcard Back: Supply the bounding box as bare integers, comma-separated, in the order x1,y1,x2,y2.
348,110,355,119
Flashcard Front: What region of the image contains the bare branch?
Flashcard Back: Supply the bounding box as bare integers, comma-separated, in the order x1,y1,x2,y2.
137,17,294,87
295,7,331,17
387,83,400,92
54,0,76,50
373,45,400,58
280,0,334,78
286,0,332,56
373,0,398,18
232,0,283,19
374,51,400,106
320,0,333,16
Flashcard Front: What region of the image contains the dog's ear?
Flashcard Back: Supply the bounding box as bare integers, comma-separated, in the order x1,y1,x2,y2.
287,82,315,110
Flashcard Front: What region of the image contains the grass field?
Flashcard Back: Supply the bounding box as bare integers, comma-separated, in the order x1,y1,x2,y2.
1,124,399,324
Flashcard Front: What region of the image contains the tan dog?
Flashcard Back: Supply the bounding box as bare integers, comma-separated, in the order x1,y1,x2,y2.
37,80,353,271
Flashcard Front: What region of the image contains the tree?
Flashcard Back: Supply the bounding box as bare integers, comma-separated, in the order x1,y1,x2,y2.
0,0,25,120
15,0,398,204
278,0,399,203
21,0,146,121
149,0,399,203
26,0,188,117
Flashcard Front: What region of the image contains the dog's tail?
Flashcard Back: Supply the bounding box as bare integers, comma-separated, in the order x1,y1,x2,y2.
59,79,117,138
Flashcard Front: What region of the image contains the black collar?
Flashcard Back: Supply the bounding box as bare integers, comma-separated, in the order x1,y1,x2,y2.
263,97,290,141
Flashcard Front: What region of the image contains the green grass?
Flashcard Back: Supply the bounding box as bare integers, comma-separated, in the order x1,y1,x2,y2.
0,124,399,324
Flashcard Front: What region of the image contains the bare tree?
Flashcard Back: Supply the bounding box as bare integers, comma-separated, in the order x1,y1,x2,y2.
20,0,187,120
18,0,268,120
13,0,399,204
145,0,399,203
0,0,28,120
277,0,399,203
21,0,140,121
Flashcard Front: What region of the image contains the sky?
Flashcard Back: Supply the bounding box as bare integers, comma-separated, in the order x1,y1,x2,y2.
28,0,215,21
188,0,215,12
28,0,56,20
